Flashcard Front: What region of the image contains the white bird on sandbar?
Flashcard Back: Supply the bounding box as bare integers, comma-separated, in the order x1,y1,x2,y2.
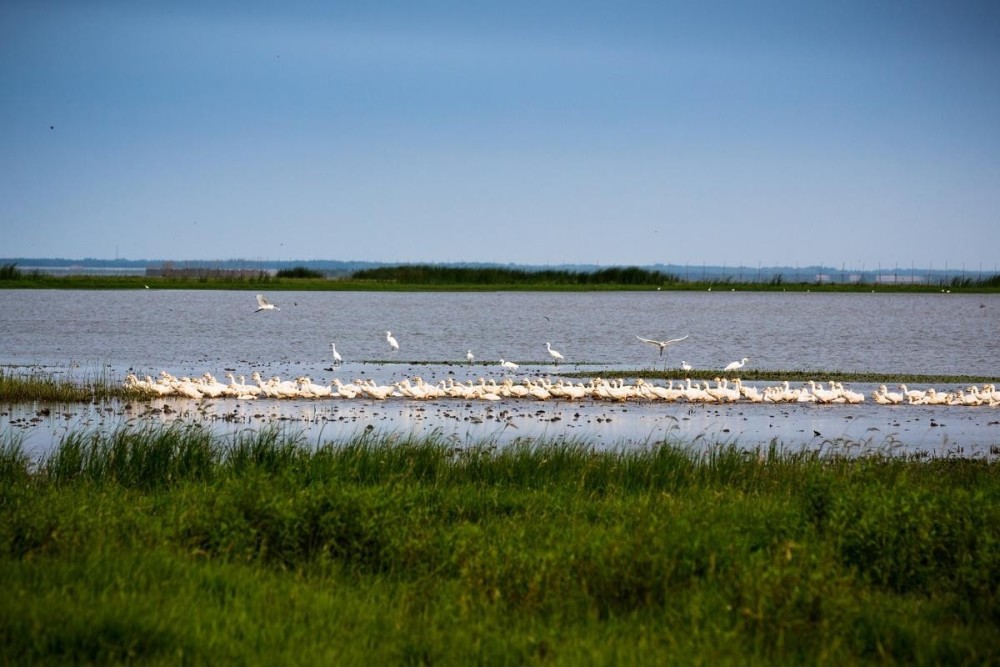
466,350,474,364
635,334,688,357
331,342,343,365
386,331,399,351
681,361,693,372
723,357,749,372
545,342,564,364
499,359,519,371
255,293,279,312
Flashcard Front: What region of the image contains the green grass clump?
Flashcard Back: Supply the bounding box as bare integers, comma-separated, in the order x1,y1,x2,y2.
0,368,140,402
1,426,999,664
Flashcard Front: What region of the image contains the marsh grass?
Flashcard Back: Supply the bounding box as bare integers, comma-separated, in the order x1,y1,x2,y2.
2,426,999,664
0,368,140,402
3,271,999,293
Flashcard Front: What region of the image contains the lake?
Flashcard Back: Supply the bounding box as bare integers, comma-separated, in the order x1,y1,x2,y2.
1,289,998,457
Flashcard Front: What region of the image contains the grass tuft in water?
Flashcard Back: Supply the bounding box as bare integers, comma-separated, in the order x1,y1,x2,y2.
0,367,141,402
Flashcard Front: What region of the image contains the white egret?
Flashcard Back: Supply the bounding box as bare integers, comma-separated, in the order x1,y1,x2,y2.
681,361,692,372
331,343,343,365
386,331,399,351
545,342,564,364
499,359,519,371
635,334,688,356
255,294,279,312
724,357,749,372
466,350,474,364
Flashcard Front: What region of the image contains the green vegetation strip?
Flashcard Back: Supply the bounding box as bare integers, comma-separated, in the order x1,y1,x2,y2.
0,368,141,402
3,263,999,292
2,425,998,665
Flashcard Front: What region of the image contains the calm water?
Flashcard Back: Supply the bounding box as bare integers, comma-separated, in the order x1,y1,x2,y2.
1,289,997,375
2,289,998,456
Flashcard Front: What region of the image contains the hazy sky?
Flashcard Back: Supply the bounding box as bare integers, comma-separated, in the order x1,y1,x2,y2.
2,1,999,269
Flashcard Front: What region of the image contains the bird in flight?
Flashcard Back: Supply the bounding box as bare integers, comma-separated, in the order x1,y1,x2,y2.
635,334,688,356
255,294,279,312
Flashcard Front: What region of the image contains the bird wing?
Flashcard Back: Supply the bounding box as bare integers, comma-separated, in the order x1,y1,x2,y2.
636,334,688,346
256,294,270,307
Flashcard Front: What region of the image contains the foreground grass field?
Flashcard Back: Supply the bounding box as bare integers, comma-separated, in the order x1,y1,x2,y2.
2,426,998,665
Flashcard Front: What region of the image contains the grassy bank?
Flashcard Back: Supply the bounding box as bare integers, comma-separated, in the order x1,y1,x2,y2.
2,426,998,664
0,368,141,402
2,268,999,293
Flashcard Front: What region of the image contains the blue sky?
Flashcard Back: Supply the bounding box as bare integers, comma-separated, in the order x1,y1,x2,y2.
2,1,998,269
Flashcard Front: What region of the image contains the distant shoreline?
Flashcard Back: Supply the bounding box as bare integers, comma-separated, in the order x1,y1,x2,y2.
1,274,999,293
2,261,998,292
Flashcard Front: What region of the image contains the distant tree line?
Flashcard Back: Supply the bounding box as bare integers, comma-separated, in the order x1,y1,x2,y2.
276,266,325,279
349,264,682,286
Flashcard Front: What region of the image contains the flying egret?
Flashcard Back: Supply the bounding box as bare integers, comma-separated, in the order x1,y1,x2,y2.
386,331,399,351
331,343,342,365
499,359,519,371
545,342,564,364
724,357,749,372
255,294,278,312
681,361,692,371
466,350,474,364
635,334,688,356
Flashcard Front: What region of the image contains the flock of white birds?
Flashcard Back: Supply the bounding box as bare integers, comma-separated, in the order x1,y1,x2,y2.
253,294,742,371
120,293,997,407
122,372,1000,407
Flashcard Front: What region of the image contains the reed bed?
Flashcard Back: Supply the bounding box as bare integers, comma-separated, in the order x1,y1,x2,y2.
0,368,140,402
2,425,999,664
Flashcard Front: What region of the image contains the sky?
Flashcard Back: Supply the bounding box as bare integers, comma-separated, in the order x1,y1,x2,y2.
2,1,999,269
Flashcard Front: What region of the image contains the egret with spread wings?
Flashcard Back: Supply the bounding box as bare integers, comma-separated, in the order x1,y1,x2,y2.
635,334,688,356
255,294,279,312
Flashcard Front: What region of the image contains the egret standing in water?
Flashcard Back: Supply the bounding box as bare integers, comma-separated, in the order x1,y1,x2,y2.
255,294,279,312
466,350,474,364
681,361,692,372
546,342,564,364
331,343,343,365
724,357,749,372
386,331,400,351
